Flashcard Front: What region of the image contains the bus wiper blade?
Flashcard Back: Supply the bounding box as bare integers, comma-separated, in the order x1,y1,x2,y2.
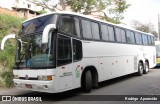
17,54,25,69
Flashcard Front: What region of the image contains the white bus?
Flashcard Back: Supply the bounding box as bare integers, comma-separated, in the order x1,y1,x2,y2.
1,12,156,93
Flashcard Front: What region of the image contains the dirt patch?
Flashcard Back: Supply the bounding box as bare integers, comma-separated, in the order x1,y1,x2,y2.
0,7,18,17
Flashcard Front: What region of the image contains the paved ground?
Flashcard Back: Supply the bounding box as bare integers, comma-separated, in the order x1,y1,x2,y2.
1,68,160,104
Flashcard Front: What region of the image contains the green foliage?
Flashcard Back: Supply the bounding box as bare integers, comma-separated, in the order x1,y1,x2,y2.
106,0,130,23
66,0,130,23
0,14,24,33
0,14,24,88
40,0,130,23
66,0,105,14
0,68,14,88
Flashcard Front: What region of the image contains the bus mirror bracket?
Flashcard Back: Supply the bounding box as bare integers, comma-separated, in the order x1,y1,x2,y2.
1,34,16,50
42,24,56,44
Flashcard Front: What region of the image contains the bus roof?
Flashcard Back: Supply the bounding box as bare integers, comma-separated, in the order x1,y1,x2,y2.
23,11,154,37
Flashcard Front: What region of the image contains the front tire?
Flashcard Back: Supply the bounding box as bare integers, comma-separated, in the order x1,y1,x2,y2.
92,73,98,89
82,70,92,92
137,62,144,76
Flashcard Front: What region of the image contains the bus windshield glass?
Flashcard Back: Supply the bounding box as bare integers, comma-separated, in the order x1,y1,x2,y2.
15,32,55,69
15,14,57,69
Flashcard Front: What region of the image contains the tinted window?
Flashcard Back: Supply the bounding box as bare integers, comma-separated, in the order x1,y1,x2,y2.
60,16,80,37
121,29,126,42
91,22,100,40
142,34,148,45
126,30,131,43
130,32,135,44
82,19,92,39
135,33,143,44
22,14,56,34
151,36,155,45
147,35,152,45
101,24,109,41
126,30,135,43
73,39,82,61
115,28,121,42
108,26,115,41
57,35,72,66
115,27,126,43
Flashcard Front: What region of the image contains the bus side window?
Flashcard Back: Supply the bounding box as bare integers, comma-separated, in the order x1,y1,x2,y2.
130,31,135,44
121,29,126,43
126,30,135,44
147,35,152,45
108,26,115,41
115,27,121,42
151,36,155,45
101,24,109,41
81,19,92,39
126,30,131,43
91,22,100,40
60,16,80,37
73,39,82,61
142,34,148,45
57,35,72,66
115,28,126,43
135,33,143,44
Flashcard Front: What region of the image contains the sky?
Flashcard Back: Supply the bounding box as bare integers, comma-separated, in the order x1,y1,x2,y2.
122,0,160,32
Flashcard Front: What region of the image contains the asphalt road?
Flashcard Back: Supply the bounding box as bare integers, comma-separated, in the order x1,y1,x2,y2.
1,68,160,104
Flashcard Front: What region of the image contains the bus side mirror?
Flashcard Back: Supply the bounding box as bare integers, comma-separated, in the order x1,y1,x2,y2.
42,24,56,44
1,34,16,50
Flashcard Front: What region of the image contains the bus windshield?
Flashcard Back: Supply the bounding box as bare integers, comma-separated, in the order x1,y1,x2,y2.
15,32,55,69
15,14,57,69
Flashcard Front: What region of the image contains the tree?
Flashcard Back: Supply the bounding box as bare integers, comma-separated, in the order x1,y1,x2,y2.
37,0,130,23
131,20,158,38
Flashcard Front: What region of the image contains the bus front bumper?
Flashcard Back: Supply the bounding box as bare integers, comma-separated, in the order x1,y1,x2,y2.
13,79,58,93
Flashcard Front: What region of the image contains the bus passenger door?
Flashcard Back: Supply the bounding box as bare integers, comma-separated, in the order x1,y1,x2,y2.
72,39,83,88
57,35,73,90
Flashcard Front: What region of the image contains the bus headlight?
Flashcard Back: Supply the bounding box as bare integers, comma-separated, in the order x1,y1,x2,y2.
14,75,19,79
37,75,53,81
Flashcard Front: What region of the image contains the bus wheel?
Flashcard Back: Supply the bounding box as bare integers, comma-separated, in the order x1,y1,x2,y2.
82,70,92,92
143,62,149,74
137,62,143,76
92,73,98,89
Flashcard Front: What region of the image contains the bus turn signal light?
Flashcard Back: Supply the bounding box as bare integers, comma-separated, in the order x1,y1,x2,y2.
47,76,52,80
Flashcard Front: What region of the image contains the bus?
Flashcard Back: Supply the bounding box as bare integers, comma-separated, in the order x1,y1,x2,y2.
155,41,160,66
1,12,156,93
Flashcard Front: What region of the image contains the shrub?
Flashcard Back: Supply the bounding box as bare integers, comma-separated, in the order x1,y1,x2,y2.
0,68,14,88
0,14,24,88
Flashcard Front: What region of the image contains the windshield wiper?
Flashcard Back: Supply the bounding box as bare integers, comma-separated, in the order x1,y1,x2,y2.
16,54,25,69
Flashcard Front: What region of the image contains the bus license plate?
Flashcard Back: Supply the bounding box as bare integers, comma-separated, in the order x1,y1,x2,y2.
25,84,32,88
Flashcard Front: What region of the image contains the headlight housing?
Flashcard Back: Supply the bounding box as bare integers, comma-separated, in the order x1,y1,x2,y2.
37,75,52,81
